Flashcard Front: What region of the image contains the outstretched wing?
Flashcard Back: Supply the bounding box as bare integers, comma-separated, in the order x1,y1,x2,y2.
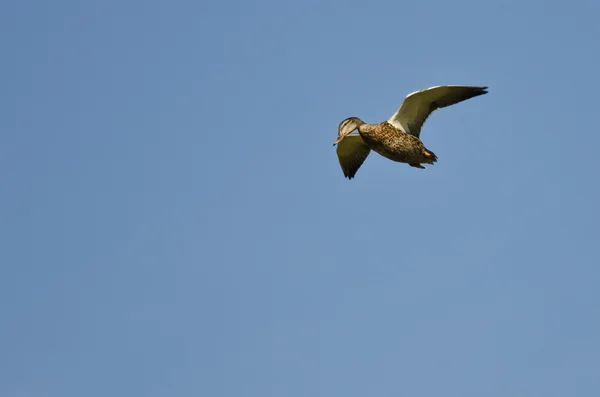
336,134,371,179
388,86,488,137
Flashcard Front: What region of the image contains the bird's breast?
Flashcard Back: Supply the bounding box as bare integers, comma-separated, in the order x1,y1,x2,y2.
360,124,424,163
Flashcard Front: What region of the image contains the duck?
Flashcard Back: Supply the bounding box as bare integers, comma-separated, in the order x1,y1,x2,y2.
333,85,488,179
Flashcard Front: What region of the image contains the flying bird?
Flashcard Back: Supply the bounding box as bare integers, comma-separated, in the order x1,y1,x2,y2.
333,85,488,179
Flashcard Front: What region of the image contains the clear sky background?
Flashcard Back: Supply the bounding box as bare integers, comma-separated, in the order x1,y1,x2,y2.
2,0,600,396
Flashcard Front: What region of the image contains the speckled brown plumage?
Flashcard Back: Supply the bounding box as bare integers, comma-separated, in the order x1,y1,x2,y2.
358,122,436,165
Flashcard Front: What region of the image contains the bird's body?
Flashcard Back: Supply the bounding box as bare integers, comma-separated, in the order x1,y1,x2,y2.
357,121,436,166
333,85,488,179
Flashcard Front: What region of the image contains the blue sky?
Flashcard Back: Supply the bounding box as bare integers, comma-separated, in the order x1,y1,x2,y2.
2,0,600,396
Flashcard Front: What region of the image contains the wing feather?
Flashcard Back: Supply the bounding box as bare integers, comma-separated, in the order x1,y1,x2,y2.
388,86,488,137
336,134,371,179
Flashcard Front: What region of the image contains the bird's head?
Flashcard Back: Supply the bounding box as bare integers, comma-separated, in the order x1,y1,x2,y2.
333,117,365,145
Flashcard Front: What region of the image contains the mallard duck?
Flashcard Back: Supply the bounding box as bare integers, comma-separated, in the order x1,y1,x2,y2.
333,85,488,179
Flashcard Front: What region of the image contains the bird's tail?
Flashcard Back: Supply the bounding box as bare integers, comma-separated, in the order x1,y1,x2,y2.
423,148,438,163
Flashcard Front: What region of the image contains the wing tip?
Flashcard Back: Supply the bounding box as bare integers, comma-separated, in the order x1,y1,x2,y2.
342,169,356,179
471,86,489,98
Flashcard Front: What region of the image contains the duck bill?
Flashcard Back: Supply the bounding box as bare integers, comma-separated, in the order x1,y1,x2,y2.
333,137,343,146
